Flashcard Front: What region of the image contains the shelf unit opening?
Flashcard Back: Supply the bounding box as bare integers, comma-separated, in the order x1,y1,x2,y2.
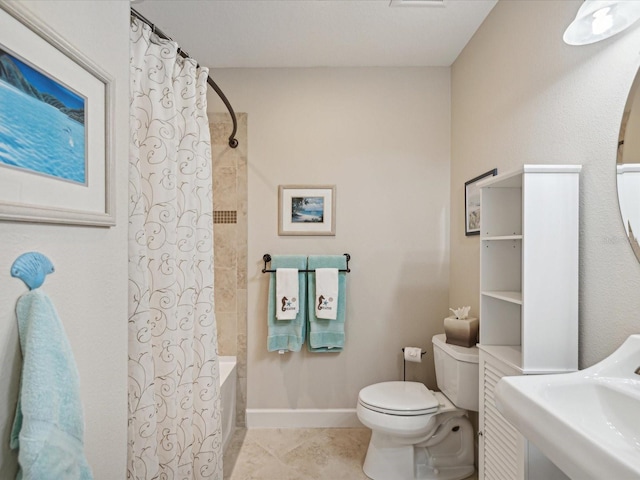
481,240,522,293
481,187,522,237
480,295,521,346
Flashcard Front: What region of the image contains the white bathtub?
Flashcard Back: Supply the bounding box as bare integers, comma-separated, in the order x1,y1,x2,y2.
219,356,237,453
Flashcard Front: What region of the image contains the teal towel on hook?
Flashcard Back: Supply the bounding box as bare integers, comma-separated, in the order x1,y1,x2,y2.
11,289,93,480
307,255,347,352
267,255,307,352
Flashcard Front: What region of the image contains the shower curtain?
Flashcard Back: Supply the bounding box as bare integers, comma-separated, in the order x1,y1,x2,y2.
128,17,222,480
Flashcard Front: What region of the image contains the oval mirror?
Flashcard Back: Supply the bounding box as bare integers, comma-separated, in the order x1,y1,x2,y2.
617,70,640,261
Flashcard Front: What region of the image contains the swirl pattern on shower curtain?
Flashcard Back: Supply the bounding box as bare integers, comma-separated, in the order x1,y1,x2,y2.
128,17,222,480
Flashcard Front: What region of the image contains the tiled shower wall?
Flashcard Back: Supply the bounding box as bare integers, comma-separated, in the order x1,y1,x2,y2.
210,112,248,426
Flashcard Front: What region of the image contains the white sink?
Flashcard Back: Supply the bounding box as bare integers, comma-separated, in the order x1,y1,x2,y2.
495,334,640,480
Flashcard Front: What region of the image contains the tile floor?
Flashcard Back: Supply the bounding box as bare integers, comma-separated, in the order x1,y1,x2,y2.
223,428,478,480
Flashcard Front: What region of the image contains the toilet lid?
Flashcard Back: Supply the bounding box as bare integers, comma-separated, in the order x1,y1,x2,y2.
358,381,439,416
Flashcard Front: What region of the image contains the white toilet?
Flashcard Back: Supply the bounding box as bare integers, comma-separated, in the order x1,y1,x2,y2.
356,334,479,480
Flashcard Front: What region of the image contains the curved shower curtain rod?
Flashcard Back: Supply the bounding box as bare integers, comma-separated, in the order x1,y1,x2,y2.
130,8,239,149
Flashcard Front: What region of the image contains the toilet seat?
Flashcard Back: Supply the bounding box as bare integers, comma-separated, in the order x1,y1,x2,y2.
358,381,440,416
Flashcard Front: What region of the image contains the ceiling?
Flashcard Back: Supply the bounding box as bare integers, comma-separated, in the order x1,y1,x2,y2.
133,0,498,68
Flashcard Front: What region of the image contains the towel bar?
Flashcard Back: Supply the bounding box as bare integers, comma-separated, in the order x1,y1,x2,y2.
262,253,351,273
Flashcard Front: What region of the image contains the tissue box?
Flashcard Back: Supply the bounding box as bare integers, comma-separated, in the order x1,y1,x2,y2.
444,316,478,348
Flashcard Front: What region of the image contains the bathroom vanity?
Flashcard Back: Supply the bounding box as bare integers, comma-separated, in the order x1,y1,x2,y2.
477,165,580,480
495,334,640,480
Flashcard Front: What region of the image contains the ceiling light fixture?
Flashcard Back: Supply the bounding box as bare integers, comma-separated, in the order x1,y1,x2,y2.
389,0,446,7
563,0,640,45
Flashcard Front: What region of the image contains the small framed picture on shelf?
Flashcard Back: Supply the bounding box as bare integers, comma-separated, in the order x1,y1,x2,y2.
278,185,336,236
465,168,497,236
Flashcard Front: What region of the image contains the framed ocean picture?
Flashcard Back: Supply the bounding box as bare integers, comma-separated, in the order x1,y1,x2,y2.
0,3,115,226
278,185,336,235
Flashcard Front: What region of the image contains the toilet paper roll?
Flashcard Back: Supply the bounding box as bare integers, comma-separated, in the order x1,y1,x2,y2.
403,347,422,363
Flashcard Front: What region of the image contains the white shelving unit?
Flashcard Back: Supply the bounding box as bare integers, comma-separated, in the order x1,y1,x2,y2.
478,164,581,374
477,165,580,480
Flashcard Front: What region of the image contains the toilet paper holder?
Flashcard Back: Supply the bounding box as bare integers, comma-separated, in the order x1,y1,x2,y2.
401,347,425,381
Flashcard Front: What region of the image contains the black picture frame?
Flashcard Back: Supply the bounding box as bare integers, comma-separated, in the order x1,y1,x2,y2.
465,168,497,236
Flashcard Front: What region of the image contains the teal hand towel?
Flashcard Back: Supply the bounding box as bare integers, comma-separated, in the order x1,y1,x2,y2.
267,255,307,352
10,289,93,480
307,255,347,352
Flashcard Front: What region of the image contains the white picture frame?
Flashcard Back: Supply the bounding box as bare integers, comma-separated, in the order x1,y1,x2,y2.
278,185,336,236
0,3,115,226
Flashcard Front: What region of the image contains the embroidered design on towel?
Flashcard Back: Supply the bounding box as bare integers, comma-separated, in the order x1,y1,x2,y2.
314,268,339,320
281,296,298,313
317,295,334,313
276,267,300,320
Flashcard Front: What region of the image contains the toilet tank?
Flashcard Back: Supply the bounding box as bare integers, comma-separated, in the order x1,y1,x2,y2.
432,333,479,411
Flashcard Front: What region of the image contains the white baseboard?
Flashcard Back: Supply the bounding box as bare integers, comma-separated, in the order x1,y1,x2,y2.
246,408,362,429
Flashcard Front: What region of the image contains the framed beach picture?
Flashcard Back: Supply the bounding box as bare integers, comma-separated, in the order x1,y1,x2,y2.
465,168,497,236
0,3,115,226
278,185,336,236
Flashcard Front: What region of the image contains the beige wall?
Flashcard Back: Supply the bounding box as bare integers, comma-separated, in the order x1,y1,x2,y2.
451,0,640,368
209,67,451,409
0,1,129,478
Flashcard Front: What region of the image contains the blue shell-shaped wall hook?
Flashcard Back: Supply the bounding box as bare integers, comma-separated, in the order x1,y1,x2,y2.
11,252,55,290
